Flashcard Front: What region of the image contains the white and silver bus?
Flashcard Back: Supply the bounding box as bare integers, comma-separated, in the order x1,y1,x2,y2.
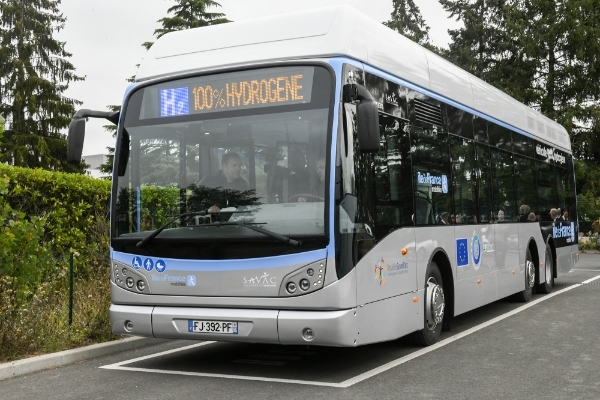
68,6,579,346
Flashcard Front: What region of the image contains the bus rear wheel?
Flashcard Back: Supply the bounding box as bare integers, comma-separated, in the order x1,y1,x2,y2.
538,245,554,294
413,262,445,346
515,248,535,302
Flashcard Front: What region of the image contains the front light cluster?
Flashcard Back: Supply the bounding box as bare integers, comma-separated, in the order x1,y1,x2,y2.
112,260,151,294
279,260,326,297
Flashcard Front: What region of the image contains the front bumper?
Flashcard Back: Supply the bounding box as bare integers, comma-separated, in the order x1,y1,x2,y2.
110,304,357,346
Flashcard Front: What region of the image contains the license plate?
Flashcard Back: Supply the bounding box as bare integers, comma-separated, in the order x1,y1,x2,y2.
188,320,238,334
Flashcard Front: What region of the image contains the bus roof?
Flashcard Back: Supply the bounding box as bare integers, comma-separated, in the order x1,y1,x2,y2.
136,5,570,152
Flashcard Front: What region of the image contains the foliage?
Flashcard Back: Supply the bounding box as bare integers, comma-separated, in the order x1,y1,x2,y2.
384,0,432,47
0,165,114,360
0,0,85,173
578,233,599,252
143,0,231,50
0,263,114,362
577,192,600,222
0,164,111,275
439,0,600,165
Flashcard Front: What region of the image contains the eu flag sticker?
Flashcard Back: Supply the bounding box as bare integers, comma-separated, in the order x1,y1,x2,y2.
456,238,469,267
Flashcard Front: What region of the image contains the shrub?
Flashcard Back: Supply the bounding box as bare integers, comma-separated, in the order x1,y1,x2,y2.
0,166,115,361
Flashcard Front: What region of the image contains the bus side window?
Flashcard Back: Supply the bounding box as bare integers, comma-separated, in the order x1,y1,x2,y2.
450,136,477,224
411,127,451,226
373,115,412,238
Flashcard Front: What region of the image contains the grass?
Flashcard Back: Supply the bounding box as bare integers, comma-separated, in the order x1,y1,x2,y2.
0,265,118,363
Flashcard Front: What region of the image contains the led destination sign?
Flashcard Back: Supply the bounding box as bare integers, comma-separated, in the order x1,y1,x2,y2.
157,67,314,118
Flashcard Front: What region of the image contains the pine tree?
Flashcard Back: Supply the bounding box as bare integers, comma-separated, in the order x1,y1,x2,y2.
439,0,536,103
143,0,231,50
384,0,435,49
0,0,85,172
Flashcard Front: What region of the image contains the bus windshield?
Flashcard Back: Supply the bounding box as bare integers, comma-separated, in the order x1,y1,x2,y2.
112,65,333,259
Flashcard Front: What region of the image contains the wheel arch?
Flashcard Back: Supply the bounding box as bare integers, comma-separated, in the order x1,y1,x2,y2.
429,248,454,329
546,237,557,279
527,238,540,285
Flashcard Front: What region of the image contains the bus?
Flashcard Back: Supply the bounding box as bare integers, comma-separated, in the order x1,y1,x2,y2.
68,5,579,346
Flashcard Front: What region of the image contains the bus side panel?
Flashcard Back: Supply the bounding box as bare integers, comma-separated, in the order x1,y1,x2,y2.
356,229,417,305
495,223,522,299
414,226,457,290
355,290,422,346
556,245,572,275
453,224,495,315
570,243,580,274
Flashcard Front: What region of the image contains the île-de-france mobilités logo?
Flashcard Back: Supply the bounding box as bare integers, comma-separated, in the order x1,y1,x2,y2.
472,231,482,270
374,257,388,286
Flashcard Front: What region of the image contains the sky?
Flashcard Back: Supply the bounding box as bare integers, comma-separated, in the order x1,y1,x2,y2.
56,0,461,157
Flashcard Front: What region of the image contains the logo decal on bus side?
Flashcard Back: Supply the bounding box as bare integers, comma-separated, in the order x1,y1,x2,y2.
243,272,277,287
132,256,142,270
155,259,167,273
456,239,469,267
374,257,387,285
143,258,154,272
472,233,481,270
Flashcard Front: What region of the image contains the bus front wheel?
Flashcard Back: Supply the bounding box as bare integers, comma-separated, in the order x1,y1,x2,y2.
413,262,445,346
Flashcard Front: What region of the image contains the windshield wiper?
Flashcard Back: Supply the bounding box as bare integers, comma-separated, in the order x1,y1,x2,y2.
201,221,302,249
135,210,248,248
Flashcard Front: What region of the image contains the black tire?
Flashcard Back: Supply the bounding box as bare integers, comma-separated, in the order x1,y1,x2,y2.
514,247,535,302
538,245,554,294
413,262,445,346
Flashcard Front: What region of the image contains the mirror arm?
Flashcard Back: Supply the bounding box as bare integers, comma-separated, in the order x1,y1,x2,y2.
343,84,375,104
72,109,120,125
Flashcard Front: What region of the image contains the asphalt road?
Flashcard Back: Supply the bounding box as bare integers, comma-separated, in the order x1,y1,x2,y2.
2,254,599,399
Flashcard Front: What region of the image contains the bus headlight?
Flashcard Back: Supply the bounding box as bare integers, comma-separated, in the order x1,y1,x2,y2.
299,279,310,291
286,282,297,293
278,260,326,297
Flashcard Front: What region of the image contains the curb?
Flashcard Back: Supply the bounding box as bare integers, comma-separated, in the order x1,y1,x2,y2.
0,336,166,381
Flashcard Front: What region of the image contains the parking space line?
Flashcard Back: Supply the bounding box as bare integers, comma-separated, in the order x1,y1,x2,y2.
101,341,215,368
338,273,600,388
100,273,600,388
571,269,600,272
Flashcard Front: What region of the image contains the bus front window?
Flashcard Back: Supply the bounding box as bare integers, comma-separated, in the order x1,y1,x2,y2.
112,66,332,259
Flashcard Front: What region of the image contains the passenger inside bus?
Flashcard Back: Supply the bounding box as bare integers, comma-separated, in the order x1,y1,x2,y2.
519,205,531,222
497,210,505,222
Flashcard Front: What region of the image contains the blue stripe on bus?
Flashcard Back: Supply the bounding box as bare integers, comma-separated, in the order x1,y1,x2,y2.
111,248,328,272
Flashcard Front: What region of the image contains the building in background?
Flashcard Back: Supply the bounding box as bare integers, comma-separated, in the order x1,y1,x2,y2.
82,154,109,178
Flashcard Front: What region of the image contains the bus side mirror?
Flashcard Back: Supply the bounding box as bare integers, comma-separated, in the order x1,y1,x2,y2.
66,109,120,164
357,100,380,152
67,118,86,163
344,84,380,153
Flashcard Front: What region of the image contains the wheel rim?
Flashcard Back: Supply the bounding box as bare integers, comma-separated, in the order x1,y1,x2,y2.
526,259,535,288
545,250,553,285
425,277,445,330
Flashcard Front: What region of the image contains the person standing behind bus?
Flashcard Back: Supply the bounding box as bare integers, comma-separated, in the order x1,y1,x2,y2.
550,208,560,221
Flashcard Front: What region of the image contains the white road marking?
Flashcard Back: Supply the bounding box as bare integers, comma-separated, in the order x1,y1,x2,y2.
101,273,600,388
571,269,600,272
